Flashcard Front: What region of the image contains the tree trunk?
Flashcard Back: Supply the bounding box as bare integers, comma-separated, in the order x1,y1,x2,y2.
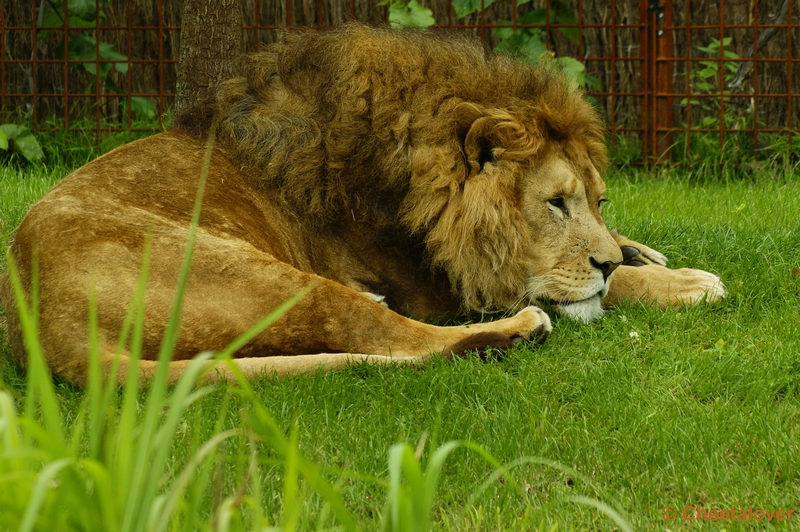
175,0,242,115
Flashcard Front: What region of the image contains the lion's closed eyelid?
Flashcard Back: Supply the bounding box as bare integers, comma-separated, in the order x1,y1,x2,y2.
548,197,569,215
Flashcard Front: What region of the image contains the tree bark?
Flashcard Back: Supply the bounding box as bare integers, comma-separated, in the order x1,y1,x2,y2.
175,0,242,115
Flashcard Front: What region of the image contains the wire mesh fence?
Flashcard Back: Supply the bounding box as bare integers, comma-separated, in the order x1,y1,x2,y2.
2,0,798,164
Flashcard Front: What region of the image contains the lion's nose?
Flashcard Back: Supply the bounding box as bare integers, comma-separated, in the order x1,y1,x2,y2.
590,257,621,281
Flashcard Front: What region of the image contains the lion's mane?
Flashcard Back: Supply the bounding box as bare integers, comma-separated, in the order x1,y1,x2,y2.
175,24,607,311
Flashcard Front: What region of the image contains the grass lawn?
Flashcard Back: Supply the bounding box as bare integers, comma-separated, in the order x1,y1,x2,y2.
1,156,799,530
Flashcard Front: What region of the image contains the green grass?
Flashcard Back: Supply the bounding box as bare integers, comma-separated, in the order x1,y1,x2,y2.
1,154,799,530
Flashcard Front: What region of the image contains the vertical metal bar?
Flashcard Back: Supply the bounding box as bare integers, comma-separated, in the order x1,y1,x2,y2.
317,0,323,28
94,0,101,146
718,0,725,155
787,0,794,146
639,0,652,161
351,0,356,22
158,0,165,128
656,0,674,160
254,0,260,52
545,0,551,50
286,0,292,28
610,0,616,150
752,0,758,156
447,0,453,28
511,0,517,31
127,0,132,131
0,3,5,125
577,0,583,58
640,0,673,163
32,0,39,132
684,0,691,158
62,0,69,137
479,0,486,41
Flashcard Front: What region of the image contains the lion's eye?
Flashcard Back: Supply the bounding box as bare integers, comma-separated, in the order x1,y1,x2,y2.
548,197,569,215
598,198,609,211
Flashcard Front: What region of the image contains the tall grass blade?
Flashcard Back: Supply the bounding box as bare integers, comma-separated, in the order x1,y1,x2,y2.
4,254,65,456
80,458,119,528
566,495,634,532
149,429,239,532
281,422,302,532
19,457,73,532
109,235,152,515
124,352,214,532
85,286,105,459
0,391,22,468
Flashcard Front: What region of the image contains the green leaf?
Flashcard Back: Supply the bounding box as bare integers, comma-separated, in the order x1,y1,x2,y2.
698,67,717,79
67,0,99,21
130,97,157,119
62,34,129,77
38,7,63,41
493,21,515,41
451,0,493,19
495,25,548,64
0,129,7,151
585,73,602,91
39,6,104,40
389,0,435,28
553,1,579,44
0,124,44,162
518,7,547,25
554,56,587,86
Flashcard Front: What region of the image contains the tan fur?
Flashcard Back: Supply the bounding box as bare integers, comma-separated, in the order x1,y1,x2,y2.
0,25,723,385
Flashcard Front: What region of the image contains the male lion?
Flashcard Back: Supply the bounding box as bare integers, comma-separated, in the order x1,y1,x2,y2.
0,24,724,384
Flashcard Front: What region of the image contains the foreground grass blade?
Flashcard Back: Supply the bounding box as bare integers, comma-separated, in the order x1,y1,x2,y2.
19,457,74,532
5,255,65,455
566,495,634,532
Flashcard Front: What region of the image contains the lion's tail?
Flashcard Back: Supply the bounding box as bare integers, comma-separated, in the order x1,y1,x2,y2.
106,351,423,386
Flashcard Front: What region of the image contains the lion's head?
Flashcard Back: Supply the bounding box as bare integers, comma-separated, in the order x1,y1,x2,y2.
176,23,623,321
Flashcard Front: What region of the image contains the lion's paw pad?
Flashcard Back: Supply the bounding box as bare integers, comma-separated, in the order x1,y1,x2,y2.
514,306,553,343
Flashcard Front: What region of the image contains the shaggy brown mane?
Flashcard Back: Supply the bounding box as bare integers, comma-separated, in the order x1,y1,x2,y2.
174,24,607,224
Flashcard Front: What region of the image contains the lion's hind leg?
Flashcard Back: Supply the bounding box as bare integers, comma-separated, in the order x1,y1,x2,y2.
102,308,552,385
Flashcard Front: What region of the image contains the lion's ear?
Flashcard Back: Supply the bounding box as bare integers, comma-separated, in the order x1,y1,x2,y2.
457,109,530,178
466,116,504,176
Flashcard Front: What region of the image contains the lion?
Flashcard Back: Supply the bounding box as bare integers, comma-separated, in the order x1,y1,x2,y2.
0,24,724,385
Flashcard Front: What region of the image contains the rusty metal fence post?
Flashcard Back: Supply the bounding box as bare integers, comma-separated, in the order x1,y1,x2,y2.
640,0,674,164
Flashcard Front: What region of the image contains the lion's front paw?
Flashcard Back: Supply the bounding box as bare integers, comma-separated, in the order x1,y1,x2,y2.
662,267,726,305
444,306,552,358
509,305,553,344
606,264,726,309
